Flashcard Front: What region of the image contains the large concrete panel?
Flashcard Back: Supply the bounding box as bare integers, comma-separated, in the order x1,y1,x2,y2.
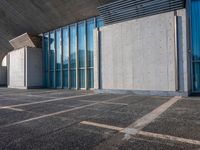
26,47,43,88
8,47,43,89
97,10,188,94
8,48,25,89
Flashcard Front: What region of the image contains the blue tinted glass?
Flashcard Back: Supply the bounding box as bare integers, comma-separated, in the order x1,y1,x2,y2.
79,69,85,88
63,70,68,88
50,71,55,88
63,27,69,69
87,19,95,67
56,29,62,88
192,0,200,61
97,17,104,28
44,33,49,71
78,22,86,68
50,32,55,70
56,71,61,87
70,69,76,88
70,25,77,69
43,33,49,87
191,0,200,91
56,29,62,69
88,68,94,88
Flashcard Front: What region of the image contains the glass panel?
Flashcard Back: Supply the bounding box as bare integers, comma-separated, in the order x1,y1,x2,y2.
78,22,86,68
43,33,49,87
70,24,77,88
56,29,62,70
56,71,61,87
191,0,200,92
63,27,69,70
193,63,200,91
50,71,55,88
50,31,55,70
87,19,95,67
192,0,200,61
88,68,94,88
79,69,85,88
70,69,76,88
44,33,49,71
97,17,104,28
63,70,68,88
63,27,69,88
56,29,62,88
70,24,77,69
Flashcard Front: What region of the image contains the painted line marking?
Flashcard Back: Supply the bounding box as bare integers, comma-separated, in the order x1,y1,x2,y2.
80,100,128,106
81,121,124,131
0,107,24,112
0,93,97,109
80,121,200,146
138,131,200,146
1,95,131,128
122,96,182,133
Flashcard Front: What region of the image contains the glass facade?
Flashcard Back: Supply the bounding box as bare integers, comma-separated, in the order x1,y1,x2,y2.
43,17,104,89
191,0,200,92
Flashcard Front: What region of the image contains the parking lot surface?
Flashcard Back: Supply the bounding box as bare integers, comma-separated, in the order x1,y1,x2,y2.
0,88,199,150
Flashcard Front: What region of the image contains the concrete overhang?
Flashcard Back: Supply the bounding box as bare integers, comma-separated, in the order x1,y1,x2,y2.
0,0,116,62
9,33,41,50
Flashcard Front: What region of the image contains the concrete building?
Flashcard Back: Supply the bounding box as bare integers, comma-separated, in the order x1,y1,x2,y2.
0,0,199,96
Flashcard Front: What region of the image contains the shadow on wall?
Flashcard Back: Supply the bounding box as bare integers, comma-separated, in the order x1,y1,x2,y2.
0,55,7,86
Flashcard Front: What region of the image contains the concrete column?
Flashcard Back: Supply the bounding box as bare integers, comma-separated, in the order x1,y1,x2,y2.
94,28,100,89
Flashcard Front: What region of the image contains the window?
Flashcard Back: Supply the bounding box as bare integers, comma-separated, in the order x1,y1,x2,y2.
43,17,104,89
63,27,69,88
70,24,77,88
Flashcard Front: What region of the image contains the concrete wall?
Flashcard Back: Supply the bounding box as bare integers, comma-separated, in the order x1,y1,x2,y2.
0,66,7,86
8,48,25,89
26,47,43,88
8,47,43,89
95,9,188,95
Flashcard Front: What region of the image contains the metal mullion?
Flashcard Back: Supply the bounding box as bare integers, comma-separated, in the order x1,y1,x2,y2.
60,28,63,89
68,27,71,89
54,30,56,89
85,20,88,90
76,23,79,90
48,32,50,88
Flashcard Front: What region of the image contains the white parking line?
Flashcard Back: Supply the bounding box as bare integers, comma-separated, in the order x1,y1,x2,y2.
0,93,97,109
0,107,24,112
80,121,200,146
1,95,131,128
138,131,200,146
80,100,128,106
122,96,182,134
81,121,124,131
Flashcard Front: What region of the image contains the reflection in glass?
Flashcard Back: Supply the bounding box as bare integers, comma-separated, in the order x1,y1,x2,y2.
43,17,104,89
70,24,77,88
49,31,55,88
70,69,76,88
56,29,62,87
97,17,104,28
87,19,95,68
44,33,49,87
191,0,200,91
63,27,69,88
193,63,200,91
78,22,86,88
88,68,94,88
